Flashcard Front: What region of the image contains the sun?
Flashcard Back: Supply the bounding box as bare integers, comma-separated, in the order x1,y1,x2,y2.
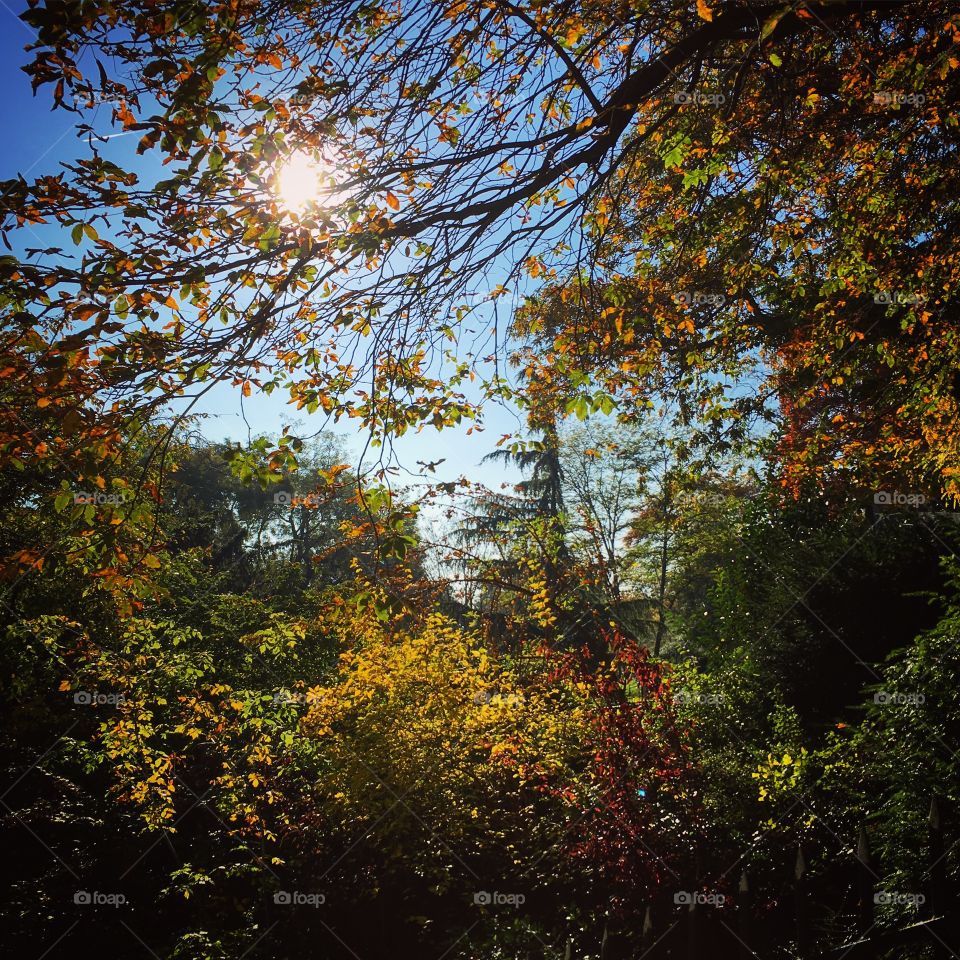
276,150,328,214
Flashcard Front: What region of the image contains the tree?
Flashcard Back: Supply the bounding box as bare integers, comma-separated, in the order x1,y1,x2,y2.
229,433,359,586
624,441,755,656
451,418,580,648
557,417,754,657
3,0,958,511
558,423,640,607
684,487,960,723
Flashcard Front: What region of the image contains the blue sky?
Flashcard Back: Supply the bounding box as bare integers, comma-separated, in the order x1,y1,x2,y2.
0,8,528,492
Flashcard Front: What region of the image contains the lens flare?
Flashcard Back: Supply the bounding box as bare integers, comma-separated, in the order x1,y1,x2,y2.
276,151,326,213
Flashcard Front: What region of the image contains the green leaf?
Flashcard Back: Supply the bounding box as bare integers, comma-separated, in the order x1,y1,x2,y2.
662,136,691,170
761,8,787,40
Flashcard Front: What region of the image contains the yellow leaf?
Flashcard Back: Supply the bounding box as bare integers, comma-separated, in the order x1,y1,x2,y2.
385,191,400,210
696,0,714,20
